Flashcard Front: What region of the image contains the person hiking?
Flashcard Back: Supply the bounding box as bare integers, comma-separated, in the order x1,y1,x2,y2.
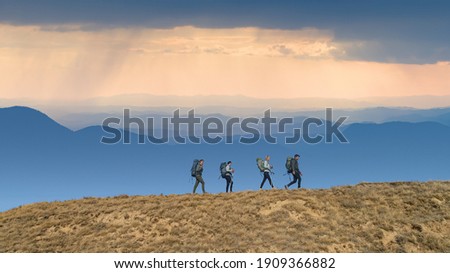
285,154,302,189
193,159,206,194
260,155,275,190
224,161,234,193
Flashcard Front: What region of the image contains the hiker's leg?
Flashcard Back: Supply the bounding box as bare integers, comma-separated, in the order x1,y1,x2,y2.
294,175,300,187
268,173,273,187
201,181,206,193
230,180,233,192
297,174,302,188
287,176,297,187
260,173,268,188
199,176,206,193
226,176,231,192
193,179,199,193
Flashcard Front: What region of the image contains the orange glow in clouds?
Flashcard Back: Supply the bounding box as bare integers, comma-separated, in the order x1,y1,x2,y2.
0,24,449,103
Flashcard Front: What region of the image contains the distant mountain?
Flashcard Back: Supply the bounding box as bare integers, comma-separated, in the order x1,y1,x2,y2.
299,121,450,185
435,112,450,126
3,95,450,130
49,93,450,110
0,106,76,162
1,106,450,212
46,106,450,131
274,107,450,126
0,106,72,139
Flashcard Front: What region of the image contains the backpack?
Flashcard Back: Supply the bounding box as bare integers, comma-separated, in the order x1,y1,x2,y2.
220,162,227,178
285,156,293,173
256,158,265,172
191,159,199,177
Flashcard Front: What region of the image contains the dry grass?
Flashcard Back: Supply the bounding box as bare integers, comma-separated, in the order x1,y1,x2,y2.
1,181,449,253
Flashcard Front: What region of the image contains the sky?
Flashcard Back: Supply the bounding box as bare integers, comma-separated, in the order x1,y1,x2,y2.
1,0,450,108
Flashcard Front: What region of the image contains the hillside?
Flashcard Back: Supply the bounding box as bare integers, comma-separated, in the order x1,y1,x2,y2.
1,181,449,253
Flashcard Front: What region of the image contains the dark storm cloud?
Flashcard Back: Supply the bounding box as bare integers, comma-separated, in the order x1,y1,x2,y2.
1,0,449,63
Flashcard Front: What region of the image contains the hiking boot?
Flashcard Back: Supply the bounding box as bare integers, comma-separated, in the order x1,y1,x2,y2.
284,185,288,190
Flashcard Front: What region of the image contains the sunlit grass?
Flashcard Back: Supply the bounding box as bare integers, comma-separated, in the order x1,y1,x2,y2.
0,181,449,252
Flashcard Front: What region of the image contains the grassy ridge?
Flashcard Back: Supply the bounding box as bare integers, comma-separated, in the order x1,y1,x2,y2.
1,181,449,252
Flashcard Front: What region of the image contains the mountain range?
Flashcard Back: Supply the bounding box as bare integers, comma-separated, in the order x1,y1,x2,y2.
2,94,450,130
1,106,450,211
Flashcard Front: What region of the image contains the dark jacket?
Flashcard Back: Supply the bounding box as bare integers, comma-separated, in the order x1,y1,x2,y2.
196,163,204,176
290,158,299,172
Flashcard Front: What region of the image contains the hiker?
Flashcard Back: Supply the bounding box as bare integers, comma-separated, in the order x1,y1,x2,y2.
285,154,302,189
260,155,275,190
193,159,206,194
224,161,234,193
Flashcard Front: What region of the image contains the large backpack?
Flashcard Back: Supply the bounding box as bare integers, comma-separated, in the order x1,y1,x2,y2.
285,156,293,173
191,159,199,177
220,162,227,178
256,158,265,172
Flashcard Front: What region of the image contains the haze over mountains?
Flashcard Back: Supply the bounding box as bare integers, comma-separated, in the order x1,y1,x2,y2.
2,94,450,130
1,105,450,211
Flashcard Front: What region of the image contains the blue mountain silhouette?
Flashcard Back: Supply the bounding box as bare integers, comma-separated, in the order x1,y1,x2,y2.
299,121,450,185
0,106,73,142
1,106,449,211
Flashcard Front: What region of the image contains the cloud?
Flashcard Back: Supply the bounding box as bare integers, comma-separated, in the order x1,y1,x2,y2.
127,26,338,59
436,61,450,66
1,23,450,103
1,0,450,63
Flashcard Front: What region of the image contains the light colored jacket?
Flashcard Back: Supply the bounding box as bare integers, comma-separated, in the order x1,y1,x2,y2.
263,160,271,173
225,164,233,176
